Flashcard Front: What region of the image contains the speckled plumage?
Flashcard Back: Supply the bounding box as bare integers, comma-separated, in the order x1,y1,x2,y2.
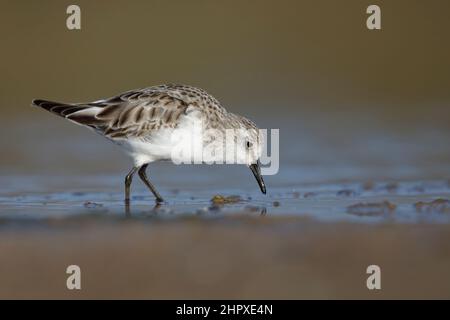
33,84,257,139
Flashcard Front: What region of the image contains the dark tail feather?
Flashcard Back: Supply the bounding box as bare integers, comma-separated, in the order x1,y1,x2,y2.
31,99,90,118
32,99,105,127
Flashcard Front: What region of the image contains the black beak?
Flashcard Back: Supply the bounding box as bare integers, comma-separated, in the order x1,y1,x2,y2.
249,160,266,194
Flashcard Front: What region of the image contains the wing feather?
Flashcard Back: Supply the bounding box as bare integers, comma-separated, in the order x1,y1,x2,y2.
32,84,227,139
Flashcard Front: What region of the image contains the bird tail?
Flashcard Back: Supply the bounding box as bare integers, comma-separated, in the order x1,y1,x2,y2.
32,99,104,127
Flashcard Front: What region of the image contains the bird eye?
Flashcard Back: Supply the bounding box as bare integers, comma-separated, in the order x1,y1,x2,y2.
246,141,252,148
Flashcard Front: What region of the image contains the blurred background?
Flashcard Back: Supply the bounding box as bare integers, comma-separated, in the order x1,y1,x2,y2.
0,0,450,299
0,0,449,179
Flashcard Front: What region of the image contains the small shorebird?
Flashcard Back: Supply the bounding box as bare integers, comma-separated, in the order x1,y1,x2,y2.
33,84,266,203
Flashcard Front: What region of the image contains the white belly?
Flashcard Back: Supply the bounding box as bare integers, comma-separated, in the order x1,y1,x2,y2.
114,111,206,166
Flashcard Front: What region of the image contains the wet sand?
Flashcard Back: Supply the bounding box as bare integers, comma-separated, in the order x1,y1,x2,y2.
1,174,450,299
1,218,450,299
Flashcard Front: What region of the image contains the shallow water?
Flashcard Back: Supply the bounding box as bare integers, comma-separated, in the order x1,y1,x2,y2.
1,172,450,299
1,115,450,227
1,172,449,226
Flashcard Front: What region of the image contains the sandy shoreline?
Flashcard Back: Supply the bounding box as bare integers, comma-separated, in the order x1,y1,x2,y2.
1,217,450,299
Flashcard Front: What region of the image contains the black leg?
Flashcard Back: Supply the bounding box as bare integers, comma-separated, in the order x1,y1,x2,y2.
138,164,164,203
125,166,138,203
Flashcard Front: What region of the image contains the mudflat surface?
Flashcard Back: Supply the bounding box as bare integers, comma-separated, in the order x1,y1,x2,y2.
0,174,449,299
1,218,450,299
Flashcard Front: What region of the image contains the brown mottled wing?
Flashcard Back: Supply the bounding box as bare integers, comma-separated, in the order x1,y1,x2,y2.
91,89,193,139
33,84,227,139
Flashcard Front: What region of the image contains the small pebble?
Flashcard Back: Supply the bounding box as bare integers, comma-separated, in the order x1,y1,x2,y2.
83,201,103,208
337,189,356,197
414,199,450,213
211,195,242,204
385,182,398,193
303,192,316,198
347,201,396,216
